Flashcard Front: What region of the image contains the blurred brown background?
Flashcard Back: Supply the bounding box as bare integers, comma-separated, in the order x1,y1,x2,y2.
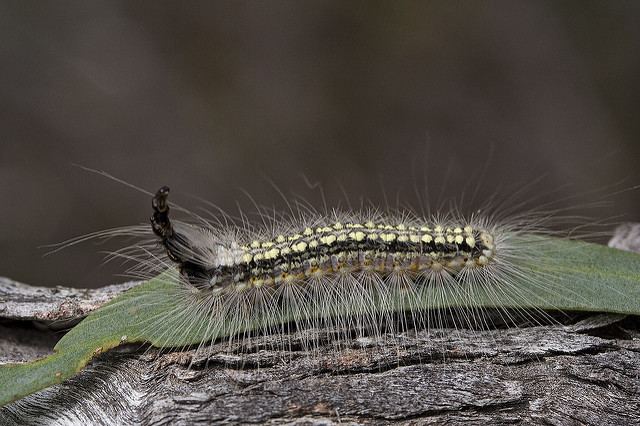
1,1,639,288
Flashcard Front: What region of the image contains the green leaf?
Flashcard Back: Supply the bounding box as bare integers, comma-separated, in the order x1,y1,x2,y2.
1,237,639,406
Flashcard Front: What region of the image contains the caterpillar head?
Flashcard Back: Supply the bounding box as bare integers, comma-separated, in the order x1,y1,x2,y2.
151,186,242,289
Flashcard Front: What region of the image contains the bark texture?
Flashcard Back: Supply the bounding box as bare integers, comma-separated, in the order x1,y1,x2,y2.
1,225,639,425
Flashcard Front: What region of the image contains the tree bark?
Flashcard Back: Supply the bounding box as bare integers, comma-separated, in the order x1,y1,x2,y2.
1,225,639,425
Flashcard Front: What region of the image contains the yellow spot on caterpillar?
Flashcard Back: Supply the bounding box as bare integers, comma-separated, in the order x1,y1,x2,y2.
454,227,462,234
321,235,337,245
434,236,446,244
434,225,443,233
396,224,406,231
466,236,476,247
464,225,473,234
250,240,261,249
480,232,494,247
276,235,286,243
309,240,319,248
410,234,421,243
349,231,365,241
367,233,379,240
265,248,280,259
365,221,375,228
337,233,347,242
293,242,308,252
303,228,313,236
381,233,396,242
421,234,433,243
333,222,343,230
397,235,409,242
253,253,264,261
242,253,253,263
281,247,291,255
261,241,274,248
420,226,431,232
454,235,464,244
288,234,302,241
446,235,455,243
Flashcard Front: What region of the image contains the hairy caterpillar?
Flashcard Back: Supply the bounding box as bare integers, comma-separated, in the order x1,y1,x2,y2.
1,180,640,408
118,185,633,354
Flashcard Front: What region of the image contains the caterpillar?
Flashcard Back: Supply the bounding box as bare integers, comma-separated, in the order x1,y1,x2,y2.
1,182,640,408
142,185,505,352
122,185,630,353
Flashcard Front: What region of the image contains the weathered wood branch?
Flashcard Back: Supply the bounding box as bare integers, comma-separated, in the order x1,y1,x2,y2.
1,225,639,425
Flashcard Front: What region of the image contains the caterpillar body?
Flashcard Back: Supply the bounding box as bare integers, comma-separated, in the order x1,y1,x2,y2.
135,185,578,353
151,186,496,290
